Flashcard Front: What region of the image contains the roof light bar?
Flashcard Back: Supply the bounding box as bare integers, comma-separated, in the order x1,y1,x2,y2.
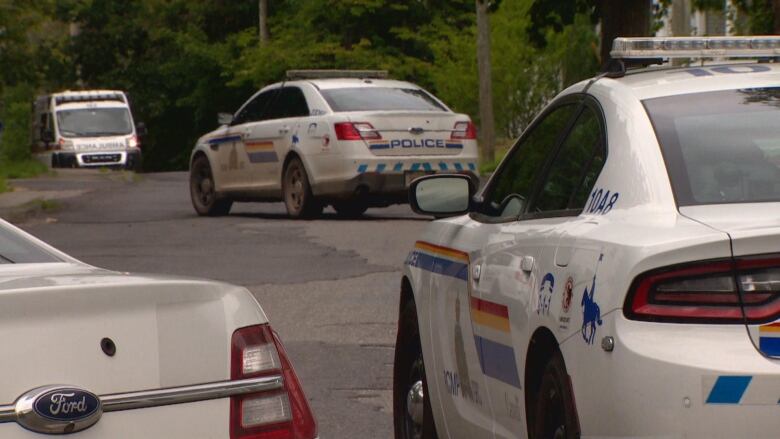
286,69,389,80
611,36,780,59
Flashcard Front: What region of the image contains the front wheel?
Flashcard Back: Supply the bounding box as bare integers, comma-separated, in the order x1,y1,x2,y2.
283,157,322,218
394,300,438,439
190,156,232,216
531,352,579,439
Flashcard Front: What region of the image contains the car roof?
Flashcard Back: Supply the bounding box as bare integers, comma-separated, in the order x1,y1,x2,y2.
599,62,780,101
286,78,423,91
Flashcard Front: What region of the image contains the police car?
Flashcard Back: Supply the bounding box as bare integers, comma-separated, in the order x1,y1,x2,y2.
394,37,780,439
189,70,478,218
0,218,317,438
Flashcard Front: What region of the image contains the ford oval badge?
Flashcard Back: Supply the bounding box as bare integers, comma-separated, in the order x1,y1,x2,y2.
15,385,102,434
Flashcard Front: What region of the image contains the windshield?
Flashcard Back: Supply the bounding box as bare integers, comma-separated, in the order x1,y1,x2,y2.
644,87,780,206
0,223,61,264
320,87,447,112
56,107,133,137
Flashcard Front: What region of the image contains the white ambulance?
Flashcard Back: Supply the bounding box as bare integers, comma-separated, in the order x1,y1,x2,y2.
31,90,143,170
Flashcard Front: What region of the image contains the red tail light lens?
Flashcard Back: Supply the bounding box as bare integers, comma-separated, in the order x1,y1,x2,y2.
334,122,381,140
625,256,780,323
230,325,317,439
451,121,476,140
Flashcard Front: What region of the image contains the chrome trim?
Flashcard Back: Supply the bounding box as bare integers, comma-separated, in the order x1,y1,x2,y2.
101,376,283,412
0,376,282,424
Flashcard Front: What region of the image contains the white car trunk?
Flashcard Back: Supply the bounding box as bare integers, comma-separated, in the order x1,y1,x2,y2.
0,263,267,404
350,111,468,156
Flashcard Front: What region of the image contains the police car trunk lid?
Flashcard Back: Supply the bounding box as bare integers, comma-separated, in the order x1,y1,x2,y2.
352,112,467,156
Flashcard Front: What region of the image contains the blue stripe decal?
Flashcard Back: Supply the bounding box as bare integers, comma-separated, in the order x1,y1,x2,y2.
445,143,464,149
474,336,521,388
422,163,432,171
760,337,780,356
468,163,476,171
706,376,752,404
369,143,390,150
376,163,386,173
393,162,404,172
410,163,421,171
357,164,368,173
406,251,468,281
247,151,278,163
439,162,448,171
207,135,242,145
454,163,464,171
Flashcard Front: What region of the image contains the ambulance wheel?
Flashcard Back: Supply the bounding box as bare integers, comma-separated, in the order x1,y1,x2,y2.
531,352,578,439
394,300,438,439
332,201,368,218
190,156,232,216
283,157,322,218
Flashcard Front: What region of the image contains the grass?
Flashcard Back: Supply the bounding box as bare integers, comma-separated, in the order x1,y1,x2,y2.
0,159,49,193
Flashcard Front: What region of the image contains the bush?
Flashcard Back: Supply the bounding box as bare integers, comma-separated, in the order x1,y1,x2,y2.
0,83,35,163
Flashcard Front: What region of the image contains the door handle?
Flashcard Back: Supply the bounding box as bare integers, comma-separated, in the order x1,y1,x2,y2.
279,127,290,134
520,256,534,273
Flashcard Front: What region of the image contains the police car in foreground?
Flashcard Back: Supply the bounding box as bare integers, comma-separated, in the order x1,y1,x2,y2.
189,70,478,218
0,219,316,438
394,36,780,439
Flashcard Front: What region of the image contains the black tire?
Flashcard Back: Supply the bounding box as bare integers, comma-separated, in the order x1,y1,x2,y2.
190,155,232,216
283,157,322,218
393,300,438,439
531,352,579,439
332,201,369,218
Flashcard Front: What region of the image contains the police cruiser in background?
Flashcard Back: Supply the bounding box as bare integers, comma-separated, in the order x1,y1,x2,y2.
32,90,143,170
395,36,780,439
189,70,479,218
0,217,317,438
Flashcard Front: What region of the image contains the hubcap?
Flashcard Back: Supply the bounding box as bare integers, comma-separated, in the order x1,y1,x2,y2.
194,165,214,206
406,380,424,428
286,167,305,211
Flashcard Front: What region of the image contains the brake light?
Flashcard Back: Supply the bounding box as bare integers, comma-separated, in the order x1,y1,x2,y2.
451,121,476,140
624,256,780,323
230,325,317,439
334,122,381,140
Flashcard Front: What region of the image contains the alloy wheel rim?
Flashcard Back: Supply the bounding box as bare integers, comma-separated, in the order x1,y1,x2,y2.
287,167,304,211
195,165,214,206
403,357,425,439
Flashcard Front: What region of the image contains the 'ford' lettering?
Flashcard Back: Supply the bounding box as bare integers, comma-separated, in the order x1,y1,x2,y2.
389,139,445,149
15,385,103,434
33,388,101,421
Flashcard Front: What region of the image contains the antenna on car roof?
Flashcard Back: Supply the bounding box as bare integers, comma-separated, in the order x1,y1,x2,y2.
285,70,389,80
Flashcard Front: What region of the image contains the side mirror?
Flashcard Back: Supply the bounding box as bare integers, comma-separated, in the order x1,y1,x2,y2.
409,174,474,217
135,122,148,136
217,112,233,126
41,129,55,143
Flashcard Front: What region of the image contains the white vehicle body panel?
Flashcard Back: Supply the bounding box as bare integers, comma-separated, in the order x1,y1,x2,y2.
402,63,780,438
190,78,478,205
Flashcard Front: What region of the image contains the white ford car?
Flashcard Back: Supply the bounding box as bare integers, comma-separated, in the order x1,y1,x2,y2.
394,37,780,439
189,70,479,218
0,219,317,438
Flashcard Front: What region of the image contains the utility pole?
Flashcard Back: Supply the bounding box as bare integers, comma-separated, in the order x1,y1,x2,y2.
476,0,495,164
259,0,269,45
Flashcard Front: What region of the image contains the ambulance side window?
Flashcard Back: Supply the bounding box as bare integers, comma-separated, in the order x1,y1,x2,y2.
474,103,578,222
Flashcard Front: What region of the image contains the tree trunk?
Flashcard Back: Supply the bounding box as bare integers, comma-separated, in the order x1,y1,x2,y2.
259,0,270,45
773,0,780,34
599,0,652,67
476,0,496,165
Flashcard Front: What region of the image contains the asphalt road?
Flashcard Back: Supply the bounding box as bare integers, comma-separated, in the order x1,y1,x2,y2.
13,170,430,438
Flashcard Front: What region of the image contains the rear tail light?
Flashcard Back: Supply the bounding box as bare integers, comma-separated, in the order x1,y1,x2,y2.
624,256,780,323
451,121,476,140
230,325,317,439
334,122,381,140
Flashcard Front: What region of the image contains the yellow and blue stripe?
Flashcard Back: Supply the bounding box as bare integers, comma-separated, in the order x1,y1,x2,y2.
759,322,780,356
471,297,521,389
244,139,278,163
406,241,469,281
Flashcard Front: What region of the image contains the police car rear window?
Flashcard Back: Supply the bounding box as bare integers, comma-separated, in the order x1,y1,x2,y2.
320,88,447,112
644,88,780,206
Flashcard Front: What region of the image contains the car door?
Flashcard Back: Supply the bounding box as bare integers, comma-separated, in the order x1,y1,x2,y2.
241,86,310,191
426,100,581,438
218,88,280,189
476,99,608,439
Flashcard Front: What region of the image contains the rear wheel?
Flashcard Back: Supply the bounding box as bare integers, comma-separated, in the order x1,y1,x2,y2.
283,157,322,218
531,352,579,439
332,201,369,218
394,300,438,439
190,155,232,216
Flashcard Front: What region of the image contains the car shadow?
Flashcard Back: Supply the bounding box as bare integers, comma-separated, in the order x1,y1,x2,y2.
230,211,431,222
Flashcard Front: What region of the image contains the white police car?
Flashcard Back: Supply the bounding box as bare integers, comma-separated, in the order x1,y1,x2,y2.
189,70,478,218
394,37,780,439
0,218,317,438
